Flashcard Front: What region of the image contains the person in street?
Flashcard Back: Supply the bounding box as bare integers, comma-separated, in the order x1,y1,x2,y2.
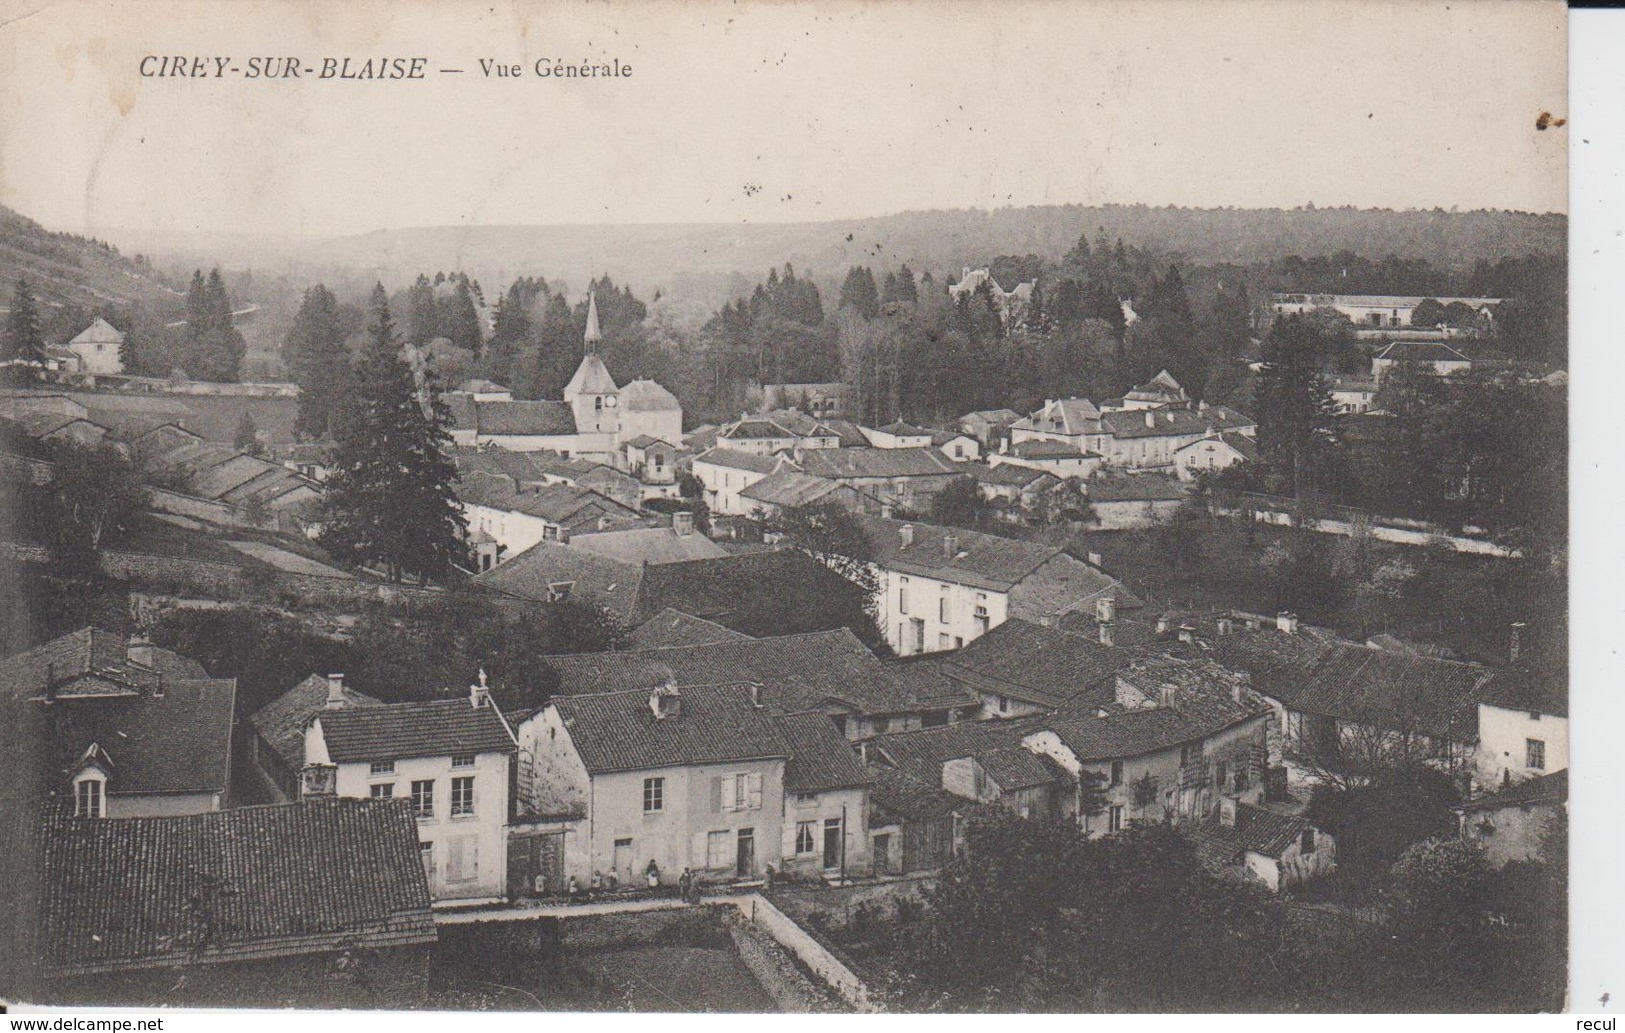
605,868,619,892
590,869,602,892
645,859,660,889
678,867,693,903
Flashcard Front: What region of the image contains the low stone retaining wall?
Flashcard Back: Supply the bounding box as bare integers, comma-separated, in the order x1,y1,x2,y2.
723,894,875,1012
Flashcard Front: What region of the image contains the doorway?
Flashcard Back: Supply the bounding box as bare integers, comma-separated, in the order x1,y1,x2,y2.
823,816,842,870
736,828,755,876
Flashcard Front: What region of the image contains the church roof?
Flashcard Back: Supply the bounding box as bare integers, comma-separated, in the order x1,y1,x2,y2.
564,353,618,398
584,290,603,343
620,378,681,412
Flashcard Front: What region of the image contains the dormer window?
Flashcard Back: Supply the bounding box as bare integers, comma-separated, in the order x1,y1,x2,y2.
74,775,105,818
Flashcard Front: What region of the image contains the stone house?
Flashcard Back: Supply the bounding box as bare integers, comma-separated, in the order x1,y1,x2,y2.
1459,768,1566,868
692,447,795,516
63,318,125,376
246,673,381,802
1173,431,1258,481
794,446,965,516
1188,798,1336,892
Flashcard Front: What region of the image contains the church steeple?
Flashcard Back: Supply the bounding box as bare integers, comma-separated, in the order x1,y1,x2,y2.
584,289,602,349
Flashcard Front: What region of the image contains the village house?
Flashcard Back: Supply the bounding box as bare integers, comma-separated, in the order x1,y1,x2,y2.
1,628,236,818
1012,395,1256,472
1009,397,1102,452
795,446,963,515
1085,471,1191,528
518,682,794,889
1188,797,1336,893
61,318,126,376
957,408,1023,449
739,469,863,521
1271,292,1502,330
718,410,842,455
988,437,1103,477
856,515,1140,657
5,411,113,449
947,267,1035,325
1328,376,1380,415
246,673,381,802
691,447,795,516
931,429,981,462
953,463,1063,524
133,423,323,529
867,767,963,875
869,715,1072,824
623,433,681,492
541,627,979,740
456,378,514,401
862,420,934,449
303,676,518,904
761,382,848,418
1173,431,1258,481
1100,370,1192,412
30,798,436,1005
1371,340,1474,382
1459,768,1566,868
455,470,646,570
1472,672,1567,792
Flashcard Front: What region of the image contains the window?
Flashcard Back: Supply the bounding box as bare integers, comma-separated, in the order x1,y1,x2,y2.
938,633,950,649
873,717,890,735
720,772,763,811
1526,739,1546,770
451,776,475,817
643,777,665,813
1180,742,1201,767
898,580,909,615
939,596,950,624
1234,766,1249,792
547,581,575,602
793,792,818,808
1108,805,1125,833
954,636,963,649
706,830,731,869
451,753,475,769
1300,828,1316,855
370,783,395,799
369,760,395,776
1214,761,1228,789
997,695,1010,715
74,778,103,818
1109,760,1124,787
446,835,479,883
795,821,817,854
542,524,560,541
411,779,435,819
419,842,434,882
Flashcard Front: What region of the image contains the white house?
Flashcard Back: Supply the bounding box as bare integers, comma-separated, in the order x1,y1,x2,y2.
989,438,1103,478
304,676,518,904
64,318,125,376
1173,431,1258,481
1270,293,1502,329
862,421,934,449
691,447,796,516
1371,340,1474,382
1474,678,1567,792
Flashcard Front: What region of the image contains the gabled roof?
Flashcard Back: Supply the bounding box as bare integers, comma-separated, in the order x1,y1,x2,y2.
956,463,1062,490
568,526,729,565
778,712,873,793
872,715,1057,792
961,408,1022,426
249,675,382,774
1086,472,1190,502
470,400,579,437
693,446,787,475
797,446,960,480
739,470,845,508
857,514,1062,591
819,419,874,448
619,378,681,412
874,420,932,437
1375,340,1472,363
941,619,1156,708
1174,432,1258,461
1190,803,1315,868
624,608,753,650
456,474,643,531
563,353,618,397
869,766,963,826
1037,684,1271,763
67,318,124,346
1100,407,1214,440
1006,438,1089,460
474,539,646,615
1462,768,1568,813
1,628,206,702
551,682,788,774
316,698,514,764
39,798,435,975
1013,398,1101,437
1127,370,1187,401
545,628,973,717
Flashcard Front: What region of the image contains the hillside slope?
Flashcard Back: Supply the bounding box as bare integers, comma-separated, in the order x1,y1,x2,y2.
0,205,183,315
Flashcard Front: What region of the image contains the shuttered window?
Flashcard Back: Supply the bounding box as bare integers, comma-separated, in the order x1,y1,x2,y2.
717,772,764,812
446,836,479,883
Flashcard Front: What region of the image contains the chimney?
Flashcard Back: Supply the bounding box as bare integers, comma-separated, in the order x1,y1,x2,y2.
1217,618,1234,637
300,763,337,799
470,668,492,709
1177,624,1196,644
749,683,763,709
1509,622,1526,664
650,683,682,720
325,673,346,710
943,533,959,558
1095,596,1117,624
1087,551,1104,568
881,503,894,520
1276,612,1299,635
899,524,914,549
1098,621,1115,647
672,510,694,537
126,635,155,669
1158,684,1175,708
1219,796,1237,827
1155,615,1172,636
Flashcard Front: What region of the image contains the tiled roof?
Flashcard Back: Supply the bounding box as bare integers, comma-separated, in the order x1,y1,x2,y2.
1100,408,1213,440
475,539,645,615
316,698,514,764
1,628,207,701
873,716,1057,792
67,318,124,345
956,463,1061,489
859,514,1056,590
1209,632,1496,741
460,400,578,437
875,420,932,437
1039,688,1271,763
1086,473,1190,503
545,628,973,717
456,474,642,531
777,712,873,793
1007,438,1088,459
248,675,382,773
624,609,753,650
39,798,435,975
818,420,873,448
798,447,960,480
1462,768,1568,813
1013,398,1101,437
961,409,1022,426
552,682,788,774
619,378,682,412
569,526,728,565
35,678,238,797
1175,432,1258,461
725,418,804,441
739,470,845,508
1189,803,1314,867
869,767,962,825
628,549,871,631
942,619,1161,708
692,447,786,475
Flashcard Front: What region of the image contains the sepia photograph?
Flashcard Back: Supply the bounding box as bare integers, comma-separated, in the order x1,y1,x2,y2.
0,0,1585,1018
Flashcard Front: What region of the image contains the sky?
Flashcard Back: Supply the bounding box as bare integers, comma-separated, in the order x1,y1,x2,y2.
0,0,1568,240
